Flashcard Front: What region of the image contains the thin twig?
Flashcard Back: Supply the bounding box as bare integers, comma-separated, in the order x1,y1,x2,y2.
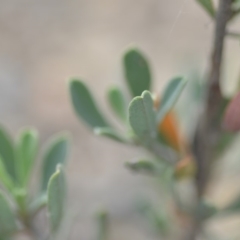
186,0,234,240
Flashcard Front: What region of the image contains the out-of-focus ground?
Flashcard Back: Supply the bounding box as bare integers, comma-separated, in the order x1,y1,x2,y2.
0,1,240,239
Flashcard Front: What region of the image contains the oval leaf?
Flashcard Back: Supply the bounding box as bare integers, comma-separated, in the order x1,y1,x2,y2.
0,127,16,180
157,77,186,124
0,190,17,235
41,134,69,192
123,49,151,97
107,86,127,122
16,128,38,186
47,165,66,233
69,79,110,128
128,91,156,142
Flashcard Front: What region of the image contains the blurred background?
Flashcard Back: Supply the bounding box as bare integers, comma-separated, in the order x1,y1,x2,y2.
0,0,240,239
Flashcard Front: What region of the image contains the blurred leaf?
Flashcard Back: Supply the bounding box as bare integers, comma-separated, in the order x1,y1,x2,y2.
12,188,27,214
123,48,151,97
16,128,38,186
0,190,17,235
196,200,218,220
157,77,186,124
47,165,66,233
222,194,240,214
29,193,47,215
94,127,129,143
232,0,240,11
138,201,169,237
125,159,158,175
41,134,69,192
0,127,16,180
129,91,156,143
196,0,215,17
0,157,14,192
107,86,127,122
69,79,110,128
96,210,108,240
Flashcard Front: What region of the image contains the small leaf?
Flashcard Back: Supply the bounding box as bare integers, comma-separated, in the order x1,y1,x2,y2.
69,79,110,128
137,201,169,237
0,190,17,235
196,200,217,220
41,134,69,192
94,127,129,143
107,86,127,121
157,77,186,124
123,48,151,97
96,210,108,240
125,160,157,175
16,128,38,186
0,127,16,180
47,165,66,233
222,194,240,214
128,91,156,142
0,157,14,192
196,0,215,17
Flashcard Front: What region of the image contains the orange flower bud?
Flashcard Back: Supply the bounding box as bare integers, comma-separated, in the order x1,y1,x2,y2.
154,96,184,152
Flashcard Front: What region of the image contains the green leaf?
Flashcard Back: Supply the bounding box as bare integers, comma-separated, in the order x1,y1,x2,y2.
41,134,69,192
96,210,108,240
94,127,129,143
128,91,156,142
0,190,17,235
0,127,16,180
16,128,38,186
47,165,66,233
69,79,110,128
196,200,217,220
137,201,169,237
107,86,127,122
222,194,240,214
123,48,151,97
0,157,14,192
125,160,157,175
29,193,47,215
157,77,186,124
196,0,215,17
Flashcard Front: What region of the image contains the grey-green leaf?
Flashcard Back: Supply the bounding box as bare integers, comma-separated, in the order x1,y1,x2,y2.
94,127,129,143
0,190,17,234
222,194,240,214
157,77,186,124
41,134,69,192
196,0,215,17
16,128,38,186
0,127,16,180
47,165,66,232
125,160,157,175
96,210,108,240
107,86,127,121
128,91,156,142
123,49,151,97
69,79,110,128
0,157,14,192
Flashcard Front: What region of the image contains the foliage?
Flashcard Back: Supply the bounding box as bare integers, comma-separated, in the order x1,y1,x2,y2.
0,127,69,239
1,1,240,240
